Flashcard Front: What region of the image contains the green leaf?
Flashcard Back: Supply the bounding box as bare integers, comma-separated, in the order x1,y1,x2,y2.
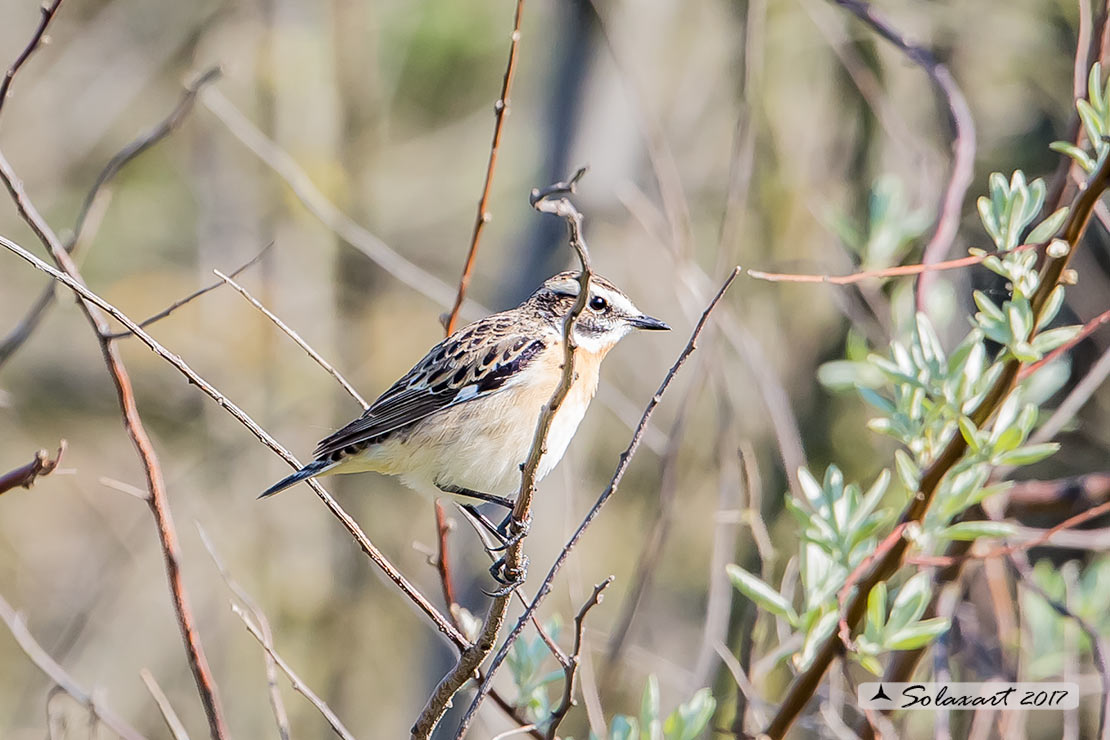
610,716,638,740
865,582,888,644
888,573,931,633
992,443,1060,467
957,415,982,453
1050,141,1095,171
977,196,1000,244
727,564,798,624
895,450,920,491
797,610,840,671
885,618,951,650
1032,326,1081,354
1036,285,1067,329
939,520,1017,541
1028,208,1069,244
640,675,661,740
663,690,716,740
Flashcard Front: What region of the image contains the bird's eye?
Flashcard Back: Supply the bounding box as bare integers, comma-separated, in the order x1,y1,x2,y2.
589,295,608,311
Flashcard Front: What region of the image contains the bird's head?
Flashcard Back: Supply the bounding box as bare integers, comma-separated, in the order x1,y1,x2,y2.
529,271,670,353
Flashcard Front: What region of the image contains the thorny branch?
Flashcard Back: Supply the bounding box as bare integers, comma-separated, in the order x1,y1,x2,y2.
0,441,65,495
830,0,976,312
0,66,222,367
455,266,741,738
0,230,468,651
761,94,1110,740
412,167,593,740
444,0,527,335
546,577,613,740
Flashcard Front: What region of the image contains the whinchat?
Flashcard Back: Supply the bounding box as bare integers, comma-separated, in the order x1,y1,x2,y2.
261,272,668,522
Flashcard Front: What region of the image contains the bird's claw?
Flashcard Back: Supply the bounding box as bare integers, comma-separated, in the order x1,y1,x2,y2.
483,555,528,596
484,512,532,553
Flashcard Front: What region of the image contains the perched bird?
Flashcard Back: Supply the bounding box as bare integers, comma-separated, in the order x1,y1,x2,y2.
260,271,669,522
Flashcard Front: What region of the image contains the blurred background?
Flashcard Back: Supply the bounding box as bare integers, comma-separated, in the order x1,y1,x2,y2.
1,0,1107,737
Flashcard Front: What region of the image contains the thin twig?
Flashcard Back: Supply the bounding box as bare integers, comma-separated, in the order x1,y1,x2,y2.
140,669,192,740
1018,306,1110,380
0,0,64,122
0,67,222,367
413,167,593,740
1031,341,1110,445
907,498,1110,568
455,267,741,737
104,241,272,340
604,375,700,671
201,88,481,319
747,241,1041,285
198,525,292,740
434,501,460,616
444,0,526,335
0,593,147,740
232,604,356,740
213,269,369,409
0,440,65,495
829,0,976,312
547,577,613,740
0,145,230,739
0,230,469,653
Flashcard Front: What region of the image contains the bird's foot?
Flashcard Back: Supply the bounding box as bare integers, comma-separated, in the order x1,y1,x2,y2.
485,511,532,553
483,555,528,597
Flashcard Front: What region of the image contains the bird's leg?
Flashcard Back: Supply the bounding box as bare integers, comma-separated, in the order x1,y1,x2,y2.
461,504,510,547
437,482,514,510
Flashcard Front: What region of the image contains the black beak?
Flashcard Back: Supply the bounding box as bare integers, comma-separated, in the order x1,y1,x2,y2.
629,314,670,331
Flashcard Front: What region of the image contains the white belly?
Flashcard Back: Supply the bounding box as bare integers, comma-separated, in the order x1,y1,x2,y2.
343,369,597,501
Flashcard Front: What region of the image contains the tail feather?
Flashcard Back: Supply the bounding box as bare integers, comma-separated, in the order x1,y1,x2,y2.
259,458,336,499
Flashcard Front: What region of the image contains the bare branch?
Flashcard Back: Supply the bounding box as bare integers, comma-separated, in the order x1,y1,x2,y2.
213,268,369,409
547,577,613,740
0,593,147,740
413,168,593,740
232,604,356,740
0,230,468,652
455,266,741,737
0,67,222,367
140,669,192,740
444,0,527,335
0,0,64,121
0,137,230,740
104,241,272,340
200,88,482,319
198,526,291,740
0,440,65,495
828,0,976,312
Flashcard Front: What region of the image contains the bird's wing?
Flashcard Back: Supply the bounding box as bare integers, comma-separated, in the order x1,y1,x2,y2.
313,331,547,460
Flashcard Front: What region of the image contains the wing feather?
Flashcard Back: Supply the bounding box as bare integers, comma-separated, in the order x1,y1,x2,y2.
314,331,545,459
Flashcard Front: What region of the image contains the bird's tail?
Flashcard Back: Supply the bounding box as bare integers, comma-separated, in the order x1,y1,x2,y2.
259,458,337,499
